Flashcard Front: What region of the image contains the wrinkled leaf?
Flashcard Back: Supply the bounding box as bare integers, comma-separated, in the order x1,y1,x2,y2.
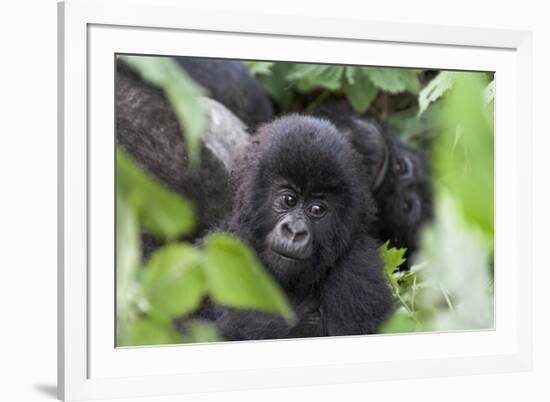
286,64,344,92
364,67,421,94
243,61,274,75
142,244,206,320
116,148,195,241
380,241,407,293
343,67,379,114
203,233,295,322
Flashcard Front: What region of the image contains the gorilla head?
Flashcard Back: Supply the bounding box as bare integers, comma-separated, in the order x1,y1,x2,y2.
314,102,433,264
230,115,375,289
217,115,392,341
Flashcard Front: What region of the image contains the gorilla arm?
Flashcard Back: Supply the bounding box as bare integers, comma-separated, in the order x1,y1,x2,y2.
320,239,393,336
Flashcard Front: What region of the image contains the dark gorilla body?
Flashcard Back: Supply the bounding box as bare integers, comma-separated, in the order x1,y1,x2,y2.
175,57,274,132
215,115,393,340
314,102,433,264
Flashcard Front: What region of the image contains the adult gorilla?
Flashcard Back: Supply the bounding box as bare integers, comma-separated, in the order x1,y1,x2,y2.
216,115,393,341
175,56,274,132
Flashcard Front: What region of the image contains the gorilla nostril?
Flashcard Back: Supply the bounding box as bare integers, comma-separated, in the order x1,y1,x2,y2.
280,222,294,239
293,229,309,243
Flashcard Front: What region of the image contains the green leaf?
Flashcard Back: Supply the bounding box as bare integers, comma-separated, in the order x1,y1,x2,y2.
180,320,224,343
202,233,295,323
115,193,142,344
343,67,379,114
436,72,494,237
363,67,421,94
120,317,183,346
418,71,453,116
256,62,295,110
119,55,206,168
116,148,195,241
142,244,206,320
286,64,344,92
243,61,274,75
380,241,407,293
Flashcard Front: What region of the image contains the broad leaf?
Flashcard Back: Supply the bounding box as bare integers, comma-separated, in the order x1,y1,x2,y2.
286,64,344,92
202,233,295,322
142,244,206,320
343,67,379,114
364,67,421,94
120,317,183,346
116,148,195,241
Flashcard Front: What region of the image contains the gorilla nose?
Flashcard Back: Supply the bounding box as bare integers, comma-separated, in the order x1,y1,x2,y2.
281,219,310,245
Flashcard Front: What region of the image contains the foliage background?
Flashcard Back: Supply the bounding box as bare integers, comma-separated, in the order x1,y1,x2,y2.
116,55,495,346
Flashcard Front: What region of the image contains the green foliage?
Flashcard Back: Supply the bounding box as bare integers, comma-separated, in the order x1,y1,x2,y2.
244,62,420,115
119,55,206,168
203,234,296,323
342,67,379,114
362,67,420,94
436,72,494,239
142,244,205,321
116,141,294,346
418,71,453,116
116,148,294,346
116,149,195,241
382,72,495,334
380,241,407,294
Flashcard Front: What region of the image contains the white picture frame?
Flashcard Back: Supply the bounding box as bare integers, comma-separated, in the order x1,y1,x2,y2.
58,0,533,400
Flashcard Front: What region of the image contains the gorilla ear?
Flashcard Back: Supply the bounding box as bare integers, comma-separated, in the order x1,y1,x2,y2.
351,119,389,191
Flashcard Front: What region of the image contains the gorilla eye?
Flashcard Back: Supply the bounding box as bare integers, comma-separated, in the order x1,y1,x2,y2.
282,194,297,208
395,158,408,175
308,204,326,218
403,199,413,213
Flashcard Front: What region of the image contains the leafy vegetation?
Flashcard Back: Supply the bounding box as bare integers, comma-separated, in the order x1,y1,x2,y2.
116,58,294,346
117,56,495,345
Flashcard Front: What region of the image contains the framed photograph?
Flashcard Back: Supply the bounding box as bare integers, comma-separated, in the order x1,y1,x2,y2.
58,0,533,400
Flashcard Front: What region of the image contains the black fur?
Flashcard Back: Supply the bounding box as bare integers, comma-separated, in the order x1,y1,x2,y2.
314,101,433,263
216,115,393,340
116,60,234,254
175,57,274,132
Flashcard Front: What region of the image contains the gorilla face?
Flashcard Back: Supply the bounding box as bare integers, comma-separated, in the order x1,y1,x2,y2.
230,114,375,287
381,142,433,255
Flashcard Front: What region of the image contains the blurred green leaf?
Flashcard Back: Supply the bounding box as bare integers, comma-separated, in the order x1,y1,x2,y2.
203,233,296,323
115,193,142,344
343,67,379,114
116,148,195,241
119,55,206,168
142,244,206,321
412,195,494,331
363,67,421,94
436,72,494,238
418,71,453,116
180,320,224,343
242,61,274,75
286,64,344,92
120,317,183,347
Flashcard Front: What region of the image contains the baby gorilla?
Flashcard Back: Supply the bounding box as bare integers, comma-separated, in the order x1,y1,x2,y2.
216,115,393,341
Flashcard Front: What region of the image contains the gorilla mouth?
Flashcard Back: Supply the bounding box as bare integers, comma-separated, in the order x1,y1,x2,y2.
270,246,311,261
